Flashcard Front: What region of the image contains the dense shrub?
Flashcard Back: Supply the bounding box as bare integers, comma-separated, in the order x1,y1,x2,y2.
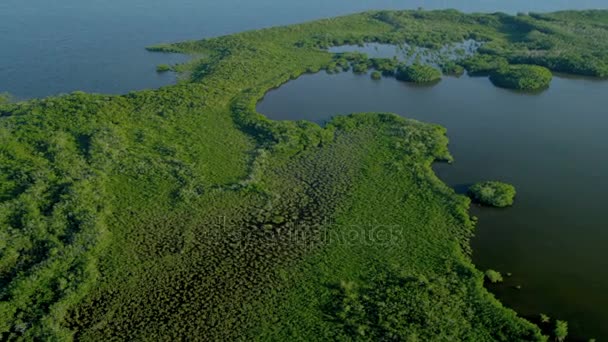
396,64,442,83
0,92,12,104
370,57,398,75
555,320,568,342
462,54,509,76
490,64,553,91
156,64,171,72
352,62,369,74
468,181,517,207
441,61,465,76
370,71,382,80
485,269,504,283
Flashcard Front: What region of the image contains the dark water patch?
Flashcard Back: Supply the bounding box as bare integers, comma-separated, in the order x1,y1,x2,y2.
257,70,608,340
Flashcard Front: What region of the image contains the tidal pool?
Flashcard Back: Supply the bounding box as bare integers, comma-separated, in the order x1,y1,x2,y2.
257,70,608,340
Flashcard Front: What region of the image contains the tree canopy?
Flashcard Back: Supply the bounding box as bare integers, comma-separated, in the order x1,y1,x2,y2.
396,64,442,83
468,181,517,207
490,64,553,91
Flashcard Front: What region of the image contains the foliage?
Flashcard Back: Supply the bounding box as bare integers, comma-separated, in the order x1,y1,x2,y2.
370,71,382,80
462,54,509,76
441,61,465,76
555,320,568,342
0,92,14,105
370,57,398,75
485,269,504,283
156,64,172,73
396,64,442,83
490,64,553,91
468,181,517,208
540,313,551,323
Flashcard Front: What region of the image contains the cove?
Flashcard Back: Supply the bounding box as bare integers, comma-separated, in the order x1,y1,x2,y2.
257,71,608,340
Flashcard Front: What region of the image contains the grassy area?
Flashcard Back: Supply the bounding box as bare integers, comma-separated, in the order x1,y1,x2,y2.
2,8,607,341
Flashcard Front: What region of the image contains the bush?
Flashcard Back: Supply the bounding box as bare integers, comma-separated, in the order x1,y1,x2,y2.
485,269,504,283
468,181,516,207
371,71,382,80
370,57,398,75
156,64,172,73
352,62,369,74
540,313,550,323
0,92,12,104
396,64,441,83
462,54,509,76
554,320,568,342
490,64,553,91
441,61,465,76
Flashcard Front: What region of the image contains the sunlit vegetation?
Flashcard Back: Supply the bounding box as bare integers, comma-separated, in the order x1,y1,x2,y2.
0,92,12,104
485,269,504,283
396,64,442,83
468,181,517,207
540,313,551,323
370,71,382,80
2,7,607,340
156,64,172,72
555,320,568,342
490,64,553,91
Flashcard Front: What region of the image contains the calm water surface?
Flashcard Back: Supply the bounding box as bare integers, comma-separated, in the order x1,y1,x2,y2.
257,72,608,340
1,0,607,98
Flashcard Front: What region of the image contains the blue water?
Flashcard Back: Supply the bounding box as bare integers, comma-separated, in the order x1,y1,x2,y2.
1,0,606,98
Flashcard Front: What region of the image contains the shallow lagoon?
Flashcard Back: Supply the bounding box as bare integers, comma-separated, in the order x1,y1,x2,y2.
257,70,608,340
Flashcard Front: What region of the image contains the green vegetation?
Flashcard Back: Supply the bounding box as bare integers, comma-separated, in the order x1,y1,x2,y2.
485,269,504,283
555,320,568,342
462,54,509,76
2,8,607,340
396,64,442,83
441,61,465,76
0,92,12,104
540,313,551,323
370,70,382,80
469,181,517,207
156,64,172,72
490,64,553,91
370,57,398,75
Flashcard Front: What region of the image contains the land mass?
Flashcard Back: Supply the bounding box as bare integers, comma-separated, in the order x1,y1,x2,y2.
2,9,607,341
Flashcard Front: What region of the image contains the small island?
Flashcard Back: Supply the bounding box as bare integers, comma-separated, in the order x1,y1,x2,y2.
396,64,442,83
468,181,517,207
371,71,382,80
485,269,504,283
156,64,172,73
490,64,553,91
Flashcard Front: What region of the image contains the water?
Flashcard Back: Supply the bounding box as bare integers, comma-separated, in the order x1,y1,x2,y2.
1,0,607,98
328,40,482,66
256,71,608,340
